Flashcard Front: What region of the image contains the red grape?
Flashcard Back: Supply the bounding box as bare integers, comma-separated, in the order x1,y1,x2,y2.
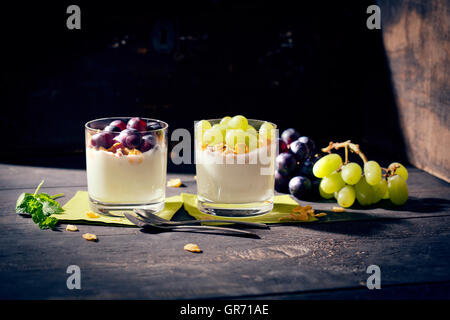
281,128,300,145
110,120,127,131
127,117,147,132
276,153,298,177
140,135,156,152
91,132,114,149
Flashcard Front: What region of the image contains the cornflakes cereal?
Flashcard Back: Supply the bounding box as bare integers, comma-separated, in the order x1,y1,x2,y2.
314,212,327,217
66,224,79,232
167,178,182,188
86,211,100,218
234,143,248,154
184,243,202,253
82,233,97,241
332,206,345,213
279,205,316,222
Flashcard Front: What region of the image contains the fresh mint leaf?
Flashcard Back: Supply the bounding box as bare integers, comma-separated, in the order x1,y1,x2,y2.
36,193,64,215
15,192,33,214
15,181,64,230
39,216,58,230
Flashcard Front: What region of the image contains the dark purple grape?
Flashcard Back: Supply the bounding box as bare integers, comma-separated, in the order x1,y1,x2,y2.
140,134,156,152
298,158,315,179
311,178,321,198
113,129,142,149
278,138,288,153
281,128,300,145
121,128,139,135
289,176,312,200
127,117,147,132
125,134,142,149
110,120,127,131
146,121,162,131
276,153,298,177
104,125,121,132
275,170,290,193
298,136,316,155
290,140,309,161
91,132,114,149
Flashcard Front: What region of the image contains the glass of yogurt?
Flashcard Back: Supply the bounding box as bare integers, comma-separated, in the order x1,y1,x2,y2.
85,117,168,215
195,115,276,217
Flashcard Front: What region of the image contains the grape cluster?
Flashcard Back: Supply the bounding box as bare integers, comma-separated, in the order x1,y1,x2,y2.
275,128,320,200
314,151,409,207
90,117,162,152
196,115,275,153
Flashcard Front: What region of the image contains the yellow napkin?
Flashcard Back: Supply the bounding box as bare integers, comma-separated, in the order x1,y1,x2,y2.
53,191,183,226
181,193,317,224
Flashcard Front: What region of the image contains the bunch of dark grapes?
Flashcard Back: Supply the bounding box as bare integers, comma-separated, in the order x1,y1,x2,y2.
275,128,321,200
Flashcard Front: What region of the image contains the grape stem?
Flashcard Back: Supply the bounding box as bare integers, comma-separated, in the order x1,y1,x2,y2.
321,140,368,164
383,163,400,177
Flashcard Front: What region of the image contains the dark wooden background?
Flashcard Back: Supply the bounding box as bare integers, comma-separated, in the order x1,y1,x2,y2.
1,0,410,173
378,0,449,182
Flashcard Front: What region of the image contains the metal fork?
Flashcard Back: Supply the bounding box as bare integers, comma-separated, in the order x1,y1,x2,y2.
134,209,269,229
124,213,260,238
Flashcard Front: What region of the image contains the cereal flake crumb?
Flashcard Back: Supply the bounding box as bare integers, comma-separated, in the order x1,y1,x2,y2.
314,212,327,217
278,205,316,222
167,178,182,188
82,233,98,241
332,206,345,213
66,224,79,232
184,243,202,253
86,211,100,218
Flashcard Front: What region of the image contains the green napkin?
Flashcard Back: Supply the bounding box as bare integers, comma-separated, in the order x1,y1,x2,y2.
53,191,183,226
181,193,318,224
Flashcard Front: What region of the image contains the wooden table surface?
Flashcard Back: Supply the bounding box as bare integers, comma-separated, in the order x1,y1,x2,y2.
1,163,449,299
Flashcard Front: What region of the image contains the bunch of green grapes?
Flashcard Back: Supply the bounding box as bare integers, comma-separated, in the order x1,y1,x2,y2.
196,115,275,152
313,152,409,207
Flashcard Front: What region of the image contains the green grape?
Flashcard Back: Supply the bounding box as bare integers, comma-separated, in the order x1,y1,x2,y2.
320,171,345,194
220,116,232,126
195,120,212,144
388,175,408,205
355,177,374,206
337,185,356,208
382,187,390,199
364,160,382,186
246,132,258,151
319,184,334,199
203,127,223,146
333,191,339,200
225,129,247,147
372,179,388,203
228,115,248,130
388,162,408,181
313,154,343,178
258,121,275,141
246,125,258,136
341,162,362,185
212,123,227,139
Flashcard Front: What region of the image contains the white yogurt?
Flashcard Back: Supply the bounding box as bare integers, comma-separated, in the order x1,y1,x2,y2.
86,146,166,204
195,144,276,203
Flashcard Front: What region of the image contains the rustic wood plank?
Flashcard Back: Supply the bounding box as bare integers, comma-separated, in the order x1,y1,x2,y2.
379,0,450,182
0,215,449,299
1,163,449,299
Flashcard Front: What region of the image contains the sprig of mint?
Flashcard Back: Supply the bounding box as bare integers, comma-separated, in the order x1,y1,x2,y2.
15,180,64,230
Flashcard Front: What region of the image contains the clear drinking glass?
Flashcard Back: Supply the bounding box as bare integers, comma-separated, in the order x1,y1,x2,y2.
85,117,168,215
195,119,277,217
